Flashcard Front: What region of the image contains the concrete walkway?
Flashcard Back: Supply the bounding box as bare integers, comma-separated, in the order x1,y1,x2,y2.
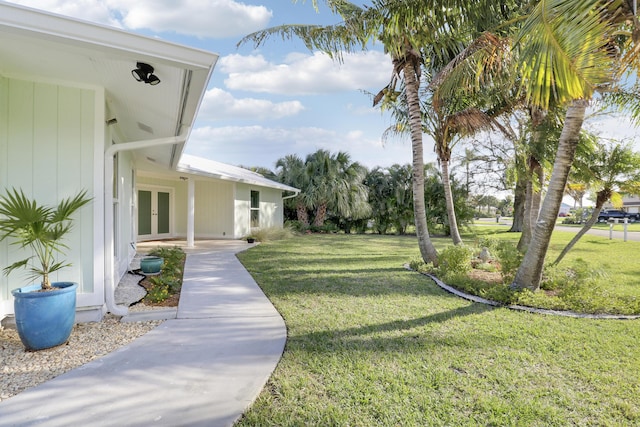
0,240,286,426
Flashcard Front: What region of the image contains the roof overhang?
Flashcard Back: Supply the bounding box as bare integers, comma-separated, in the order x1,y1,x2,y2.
0,1,218,169
175,154,300,194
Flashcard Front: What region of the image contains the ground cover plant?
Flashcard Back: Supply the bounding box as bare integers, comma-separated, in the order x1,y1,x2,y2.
446,226,640,314
138,246,185,306
236,234,640,426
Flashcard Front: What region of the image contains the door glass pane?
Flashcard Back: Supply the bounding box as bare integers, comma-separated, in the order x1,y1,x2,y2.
138,190,151,235
157,191,170,234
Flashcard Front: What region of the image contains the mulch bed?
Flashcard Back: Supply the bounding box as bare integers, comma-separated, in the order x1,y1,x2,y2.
134,254,186,308
136,276,181,307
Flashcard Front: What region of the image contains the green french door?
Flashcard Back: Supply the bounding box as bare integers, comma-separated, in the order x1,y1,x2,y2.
138,187,171,240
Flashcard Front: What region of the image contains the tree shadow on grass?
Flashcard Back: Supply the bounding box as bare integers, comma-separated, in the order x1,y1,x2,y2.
289,302,496,353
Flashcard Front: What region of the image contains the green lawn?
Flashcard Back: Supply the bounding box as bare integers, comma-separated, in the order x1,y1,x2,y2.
236,233,640,426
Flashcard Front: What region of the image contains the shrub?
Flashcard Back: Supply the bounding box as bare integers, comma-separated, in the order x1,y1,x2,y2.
480,284,520,305
515,289,570,311
438,245,473,280
493,241,522,282
408,258,438,274
146,283,169,303
244,226,296,242
475,237,498,252
408,258,426,272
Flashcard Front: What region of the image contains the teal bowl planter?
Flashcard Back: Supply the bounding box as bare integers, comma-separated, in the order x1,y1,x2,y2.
140,256,163,274
11,282,78,351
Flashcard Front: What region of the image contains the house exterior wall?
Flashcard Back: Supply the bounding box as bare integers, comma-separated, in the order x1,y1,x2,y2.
0,76,104,320
194,180,235,238
136,175,187,238
235,184,284,237
113,150,137,277
623,195,640,214
137,174,287,241
136,176,236,239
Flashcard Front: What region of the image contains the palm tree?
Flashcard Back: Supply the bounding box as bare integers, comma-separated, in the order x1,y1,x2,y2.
510,0,634,290
552,142,640,265
387,163,414,235
238,0,495,263
436,0,634,289
0,188,91,290
365,167,393,234
304,149,368,227
275,154,310,226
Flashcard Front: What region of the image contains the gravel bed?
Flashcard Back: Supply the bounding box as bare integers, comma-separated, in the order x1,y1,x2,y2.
0,314,162,402
0,314,162,401
0,270,167,403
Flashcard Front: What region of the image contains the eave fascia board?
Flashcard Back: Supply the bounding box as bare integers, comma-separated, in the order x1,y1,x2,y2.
175,164,300,194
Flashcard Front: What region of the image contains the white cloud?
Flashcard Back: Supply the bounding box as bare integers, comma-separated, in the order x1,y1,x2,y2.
221,51,391,95
585,114,640,142
198,88,304,121
185,124,416,169
11,0,272,38
111,0,272,38
10,0,122,27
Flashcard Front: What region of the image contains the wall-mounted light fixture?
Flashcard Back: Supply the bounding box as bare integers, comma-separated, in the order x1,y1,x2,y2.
131,62,161,85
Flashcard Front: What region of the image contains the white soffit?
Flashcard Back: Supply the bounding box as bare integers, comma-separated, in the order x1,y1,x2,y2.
0,1,218,168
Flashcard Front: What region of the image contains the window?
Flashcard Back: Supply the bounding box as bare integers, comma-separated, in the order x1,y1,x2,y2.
250,190,260,228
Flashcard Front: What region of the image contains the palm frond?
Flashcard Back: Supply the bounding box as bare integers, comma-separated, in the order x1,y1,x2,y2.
516,0,618,109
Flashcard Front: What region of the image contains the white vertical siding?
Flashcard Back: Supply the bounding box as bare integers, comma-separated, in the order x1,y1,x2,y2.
195,180,235,238
0,77,9,314
0,77,98,318
235,185,250,238
235,184,285,237
115,151,136,276
259,187,285,228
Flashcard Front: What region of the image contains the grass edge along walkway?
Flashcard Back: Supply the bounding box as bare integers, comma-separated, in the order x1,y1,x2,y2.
236,234,640,427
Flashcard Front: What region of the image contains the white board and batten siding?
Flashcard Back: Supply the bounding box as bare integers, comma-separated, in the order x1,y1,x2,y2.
0,76,106,319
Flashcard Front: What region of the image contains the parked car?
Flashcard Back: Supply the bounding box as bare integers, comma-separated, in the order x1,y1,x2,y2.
597,209,640,223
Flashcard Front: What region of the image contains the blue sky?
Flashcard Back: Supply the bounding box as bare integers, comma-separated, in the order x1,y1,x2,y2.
8,0,418,171
8,0,640,175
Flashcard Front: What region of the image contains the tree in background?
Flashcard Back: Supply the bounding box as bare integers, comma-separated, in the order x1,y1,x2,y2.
239,0,508,264
304,149,369,227
364,167,394,234
423,164,476,235
553,141,640,265
275,154,310,226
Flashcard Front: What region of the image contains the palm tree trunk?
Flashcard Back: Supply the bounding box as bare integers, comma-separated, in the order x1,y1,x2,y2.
403,58,439,265
512,100,587,291
517,156,543,251
42,271,52,290
552,191,608,266
518,177,533,251
313,203,327,227
509,175,526,232
441,158,462,245
530,159,544,230
296,203,309,226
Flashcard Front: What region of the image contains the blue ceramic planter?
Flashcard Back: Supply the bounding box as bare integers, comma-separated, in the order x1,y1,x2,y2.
11,282,77,351
140,256,163,274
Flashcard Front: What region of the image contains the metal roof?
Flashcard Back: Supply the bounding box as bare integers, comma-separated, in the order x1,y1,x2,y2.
177,154,300,193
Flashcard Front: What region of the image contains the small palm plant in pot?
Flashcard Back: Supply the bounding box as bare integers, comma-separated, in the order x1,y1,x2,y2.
0,188,91,350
